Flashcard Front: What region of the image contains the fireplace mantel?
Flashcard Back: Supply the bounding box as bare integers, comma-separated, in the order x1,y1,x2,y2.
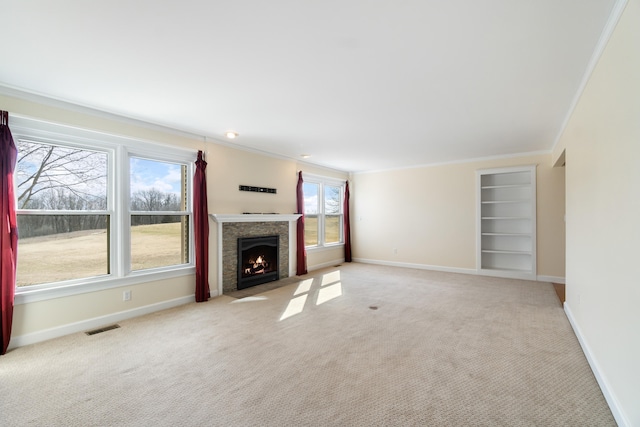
210,213,301,295
210,213,301,223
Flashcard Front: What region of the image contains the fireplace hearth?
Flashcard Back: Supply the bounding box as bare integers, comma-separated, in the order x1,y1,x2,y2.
237,235,279,290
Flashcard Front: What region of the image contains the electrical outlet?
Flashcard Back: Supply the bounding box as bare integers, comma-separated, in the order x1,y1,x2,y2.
123,290,131,301
393,248,398,254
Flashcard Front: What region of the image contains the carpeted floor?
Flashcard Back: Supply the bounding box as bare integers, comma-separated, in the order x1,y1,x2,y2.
0,263,615,426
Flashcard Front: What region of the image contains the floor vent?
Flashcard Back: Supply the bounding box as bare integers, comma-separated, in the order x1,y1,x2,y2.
85,324,120,336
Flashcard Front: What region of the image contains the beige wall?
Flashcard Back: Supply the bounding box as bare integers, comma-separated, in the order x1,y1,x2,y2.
0,93,347,343
351,153,565,278
207,143,297,215
205,144,348,292
554,0,640,424
12,276,194,337
0,94,206,150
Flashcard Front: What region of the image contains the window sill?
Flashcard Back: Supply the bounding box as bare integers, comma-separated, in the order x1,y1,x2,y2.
14,266,196,305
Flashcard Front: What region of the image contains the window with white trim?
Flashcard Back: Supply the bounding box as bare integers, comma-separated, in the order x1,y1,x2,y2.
129,157,190,271
16,140,110,286
12,117,195,292
303,175,344,248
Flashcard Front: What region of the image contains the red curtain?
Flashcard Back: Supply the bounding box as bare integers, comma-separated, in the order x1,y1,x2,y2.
343,181,352,262
1,111,18,355
296,171,307,275
194,150,209,302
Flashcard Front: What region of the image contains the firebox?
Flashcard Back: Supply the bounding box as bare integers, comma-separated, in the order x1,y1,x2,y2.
237,235,279,290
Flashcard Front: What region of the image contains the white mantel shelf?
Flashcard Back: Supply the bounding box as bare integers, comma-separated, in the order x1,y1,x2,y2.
210,214,301,223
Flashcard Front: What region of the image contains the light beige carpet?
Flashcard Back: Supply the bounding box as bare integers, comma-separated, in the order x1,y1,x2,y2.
0,263,615,426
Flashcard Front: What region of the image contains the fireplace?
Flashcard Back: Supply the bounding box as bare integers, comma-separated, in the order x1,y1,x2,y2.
210,214,301,295
237,235,279,290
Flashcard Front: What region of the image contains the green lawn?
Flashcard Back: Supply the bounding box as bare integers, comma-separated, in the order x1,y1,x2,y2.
304,216,340,247
17,222,186,287
18,217,340,287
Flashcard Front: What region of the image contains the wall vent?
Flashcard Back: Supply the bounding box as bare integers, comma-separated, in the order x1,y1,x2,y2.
85,324,120,336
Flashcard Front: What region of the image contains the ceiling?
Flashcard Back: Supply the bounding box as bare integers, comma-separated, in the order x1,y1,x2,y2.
0,0,618,172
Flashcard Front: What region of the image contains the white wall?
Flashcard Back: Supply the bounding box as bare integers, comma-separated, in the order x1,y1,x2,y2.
554,0,640,424
0,92,347,346
351,153,565,279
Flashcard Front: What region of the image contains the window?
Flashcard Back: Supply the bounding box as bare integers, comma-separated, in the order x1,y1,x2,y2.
303,175,344,249
303,182,319,246
16,140,110,286
129,157,189,271
12,117,195,294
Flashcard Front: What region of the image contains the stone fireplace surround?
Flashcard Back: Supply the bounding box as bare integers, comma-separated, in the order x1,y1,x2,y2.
210,214,301,295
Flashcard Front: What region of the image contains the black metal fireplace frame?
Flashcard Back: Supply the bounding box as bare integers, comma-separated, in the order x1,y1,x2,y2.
237,235,279,290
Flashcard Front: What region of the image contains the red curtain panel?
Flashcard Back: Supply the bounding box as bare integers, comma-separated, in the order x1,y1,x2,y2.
0,111,18,355
193,150,210,302
343,181,352,263
296,171,307,275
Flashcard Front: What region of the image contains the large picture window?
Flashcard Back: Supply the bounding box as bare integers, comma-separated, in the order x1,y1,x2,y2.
12,117,195,294
303,175,344,249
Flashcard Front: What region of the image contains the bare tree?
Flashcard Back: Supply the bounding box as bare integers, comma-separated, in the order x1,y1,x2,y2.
15,140,108,238
131,189,180,211
16,139,181,236
131,189,181,226
324,185,341,214
16,140,107,210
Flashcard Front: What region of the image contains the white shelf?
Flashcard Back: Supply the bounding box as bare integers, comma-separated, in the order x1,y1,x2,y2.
481,200,528,204
481,266,532,273
481,232,529,236
481,216,531,220
210,213,301,223
481,184,530,189
477,166,536,279
481,249,531,255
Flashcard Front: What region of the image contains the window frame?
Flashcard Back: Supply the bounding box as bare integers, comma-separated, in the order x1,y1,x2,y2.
11,116,196,304
303,173,345,251
127,153,193,274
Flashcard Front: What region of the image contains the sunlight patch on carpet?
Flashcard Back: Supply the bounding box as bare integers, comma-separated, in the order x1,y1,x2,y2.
279,294,308,320
294,279,314,296
317,282,342,305
321,270,341,286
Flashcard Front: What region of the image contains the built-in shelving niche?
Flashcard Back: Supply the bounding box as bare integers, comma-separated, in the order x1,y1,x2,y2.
477,165,536,280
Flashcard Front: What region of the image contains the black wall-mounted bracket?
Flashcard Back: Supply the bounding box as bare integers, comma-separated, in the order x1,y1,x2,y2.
239,185,277,194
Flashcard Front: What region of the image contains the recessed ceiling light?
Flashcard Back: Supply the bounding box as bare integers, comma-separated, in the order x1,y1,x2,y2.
225,131,238,139
301,154,311,159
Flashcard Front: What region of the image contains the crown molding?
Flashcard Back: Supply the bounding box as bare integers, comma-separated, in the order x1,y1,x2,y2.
551,0,629,153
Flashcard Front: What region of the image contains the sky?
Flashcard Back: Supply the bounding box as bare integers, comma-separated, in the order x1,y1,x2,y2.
129,157,183,196
303,183,318,214
303,183,341,214
14,141,185,210
15,141,108,206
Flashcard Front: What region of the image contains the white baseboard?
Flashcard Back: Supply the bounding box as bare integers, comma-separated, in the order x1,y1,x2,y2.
352,258,477,276
537,275,565,284
564,302,630,427
9,295,195,351
354,258,565,284
477,268,536,281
